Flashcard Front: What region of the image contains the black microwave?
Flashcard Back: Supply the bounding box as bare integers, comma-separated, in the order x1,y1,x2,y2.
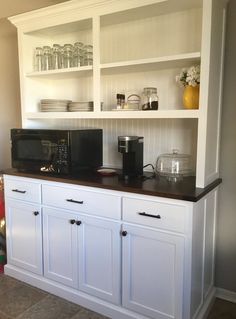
11,128,103,174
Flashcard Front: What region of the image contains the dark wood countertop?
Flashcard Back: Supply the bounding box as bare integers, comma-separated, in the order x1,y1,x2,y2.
2,168,222,202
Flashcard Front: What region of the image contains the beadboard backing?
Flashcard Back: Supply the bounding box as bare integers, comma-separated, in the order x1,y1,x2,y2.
101,68,186,111
100,8,202,63
26,118,198,171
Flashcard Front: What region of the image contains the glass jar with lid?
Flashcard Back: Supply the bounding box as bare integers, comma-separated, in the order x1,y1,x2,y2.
42,46,52,71
83,44,93,54
142,87,158,110
63,44,73,68
34,47,43,71
73,42,84,67
52,44,62,69
155,149,194,182
74,42,84,55
82,45,93,66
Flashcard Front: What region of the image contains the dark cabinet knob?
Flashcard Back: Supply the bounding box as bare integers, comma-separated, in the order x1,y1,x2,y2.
76,220,82,226
121,230,127,237
33,211,39,216
70,219,76,224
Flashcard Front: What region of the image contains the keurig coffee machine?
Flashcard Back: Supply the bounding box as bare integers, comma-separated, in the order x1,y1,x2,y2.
118,136,143,179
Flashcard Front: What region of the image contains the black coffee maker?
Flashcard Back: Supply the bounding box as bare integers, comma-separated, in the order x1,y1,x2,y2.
118,136,143,179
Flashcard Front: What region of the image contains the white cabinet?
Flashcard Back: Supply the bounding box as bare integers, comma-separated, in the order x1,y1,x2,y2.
122,196,187,233
43,207,78,288
4,177,41,203
43,206,121,305
4,174,219,319
42,182,121,304
122,224,184,319
5,199,43,275
78,214,121,304
42,184,121,219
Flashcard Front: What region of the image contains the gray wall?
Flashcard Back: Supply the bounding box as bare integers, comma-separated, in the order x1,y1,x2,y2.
0,0,67,169
216,0,236,293
0,18,21,168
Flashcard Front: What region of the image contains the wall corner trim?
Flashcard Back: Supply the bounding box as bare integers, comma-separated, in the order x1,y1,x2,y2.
215,287,236,303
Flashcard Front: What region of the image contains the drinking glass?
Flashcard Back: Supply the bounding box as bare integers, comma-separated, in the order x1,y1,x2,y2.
34,47,43,71
43,46,52,71
52,44,62,69
63,44,73,68
81,44,93,66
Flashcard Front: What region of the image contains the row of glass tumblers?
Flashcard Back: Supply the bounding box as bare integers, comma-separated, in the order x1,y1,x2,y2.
34,42,93,71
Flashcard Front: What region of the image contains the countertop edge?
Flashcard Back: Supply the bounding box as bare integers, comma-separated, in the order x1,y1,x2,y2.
1,169,222,202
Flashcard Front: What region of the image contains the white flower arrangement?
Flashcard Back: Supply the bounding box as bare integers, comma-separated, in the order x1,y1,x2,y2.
176,65,200,87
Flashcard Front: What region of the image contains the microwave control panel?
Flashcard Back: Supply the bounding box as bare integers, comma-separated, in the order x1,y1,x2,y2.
56,139,68,166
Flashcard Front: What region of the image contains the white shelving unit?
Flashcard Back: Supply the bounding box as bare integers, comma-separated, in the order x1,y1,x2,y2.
9,0,228,187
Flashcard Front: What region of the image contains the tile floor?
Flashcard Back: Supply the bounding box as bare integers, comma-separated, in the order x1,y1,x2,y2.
0,274,109,319
207,298,236,319
0,274,236,319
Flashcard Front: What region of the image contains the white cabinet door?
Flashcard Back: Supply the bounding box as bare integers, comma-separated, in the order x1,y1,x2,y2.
5,199,43,275
122,224,184,319
78,215,121,305
43,207,78,288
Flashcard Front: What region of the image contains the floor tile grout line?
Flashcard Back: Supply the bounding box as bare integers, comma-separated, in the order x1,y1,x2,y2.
0,276,24,297
14,293,50,319
0,308,14,319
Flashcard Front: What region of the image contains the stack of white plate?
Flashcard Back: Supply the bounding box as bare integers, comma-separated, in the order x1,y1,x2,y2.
68,101,93,112
40,99,71,112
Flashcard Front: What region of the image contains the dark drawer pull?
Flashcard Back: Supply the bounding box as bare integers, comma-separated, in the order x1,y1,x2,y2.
138,212,161,219
76,220,82,226
66,199,84,204
12,189,26,194
70,219,76,224
33,211,39,216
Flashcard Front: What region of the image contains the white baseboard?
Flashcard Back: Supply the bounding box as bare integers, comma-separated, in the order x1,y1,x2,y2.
5,264,236,318
215,287,236,303
4,264,150,319
194,287,216,319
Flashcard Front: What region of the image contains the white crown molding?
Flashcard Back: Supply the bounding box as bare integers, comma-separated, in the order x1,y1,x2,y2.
8,0,112,26
8,0,166,29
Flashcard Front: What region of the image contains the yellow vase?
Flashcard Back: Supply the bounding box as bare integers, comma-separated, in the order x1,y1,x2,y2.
183,85,199,109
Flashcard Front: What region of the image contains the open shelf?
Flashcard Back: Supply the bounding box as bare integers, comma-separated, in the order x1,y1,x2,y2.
100,52,201,73
100,0,203,28
25,109,200,119
26,65,93,78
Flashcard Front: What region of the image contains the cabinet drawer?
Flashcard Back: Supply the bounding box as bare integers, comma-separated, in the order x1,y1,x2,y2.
4,178,41,203
42,184,121,219
122,197,187,233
